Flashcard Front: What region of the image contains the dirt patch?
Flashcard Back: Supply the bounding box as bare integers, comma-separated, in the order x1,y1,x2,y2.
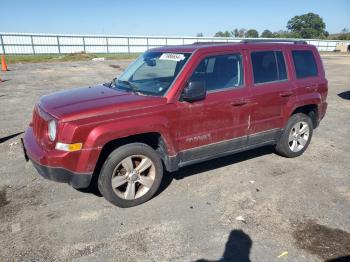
67,243,106,260
47,212,62,221
0,187,9,208
293,219,350,260
0,183,43,221
109,64,121,69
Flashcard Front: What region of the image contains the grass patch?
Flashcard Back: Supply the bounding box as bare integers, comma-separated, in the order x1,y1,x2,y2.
4,52,140,64
5,51,347,64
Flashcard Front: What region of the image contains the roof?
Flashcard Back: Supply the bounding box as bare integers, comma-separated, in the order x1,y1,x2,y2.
149,40,309,53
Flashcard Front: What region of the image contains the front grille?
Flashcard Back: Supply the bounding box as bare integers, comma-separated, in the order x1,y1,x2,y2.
32,106,49,148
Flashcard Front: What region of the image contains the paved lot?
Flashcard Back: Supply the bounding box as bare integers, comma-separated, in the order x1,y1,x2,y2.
0,55,349,262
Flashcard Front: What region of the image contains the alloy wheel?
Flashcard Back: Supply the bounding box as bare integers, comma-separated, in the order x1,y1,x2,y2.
111,155,156,200
288,121,310,152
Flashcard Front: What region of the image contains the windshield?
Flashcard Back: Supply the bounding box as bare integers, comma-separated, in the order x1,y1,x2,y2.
112,52,191,96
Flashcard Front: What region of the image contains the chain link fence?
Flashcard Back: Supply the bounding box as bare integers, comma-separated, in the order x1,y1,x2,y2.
1,32,349,55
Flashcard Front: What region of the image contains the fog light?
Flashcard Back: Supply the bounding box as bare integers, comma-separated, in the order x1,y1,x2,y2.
55,142,82,152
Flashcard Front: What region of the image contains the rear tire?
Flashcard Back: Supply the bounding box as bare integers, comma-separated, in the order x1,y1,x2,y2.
98,143,163,208
275,113,313,158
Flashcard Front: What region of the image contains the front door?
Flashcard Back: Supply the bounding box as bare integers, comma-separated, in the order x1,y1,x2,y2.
174,52,251,163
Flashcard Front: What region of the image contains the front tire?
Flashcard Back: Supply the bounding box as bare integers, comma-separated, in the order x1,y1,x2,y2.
275,113,313,158
98,143,163,208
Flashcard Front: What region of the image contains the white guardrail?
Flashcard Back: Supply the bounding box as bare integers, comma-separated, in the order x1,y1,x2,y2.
0,32,349,54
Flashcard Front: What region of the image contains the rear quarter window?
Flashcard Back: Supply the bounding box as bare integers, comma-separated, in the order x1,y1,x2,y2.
292,50,318,79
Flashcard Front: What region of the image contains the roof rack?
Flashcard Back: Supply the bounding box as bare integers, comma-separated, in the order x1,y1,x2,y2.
241,39,307,44
192,41,236,45
192,39,308,46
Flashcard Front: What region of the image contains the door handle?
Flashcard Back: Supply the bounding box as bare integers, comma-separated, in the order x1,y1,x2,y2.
305,85,317,91
231,99,250,106
280,91,293,98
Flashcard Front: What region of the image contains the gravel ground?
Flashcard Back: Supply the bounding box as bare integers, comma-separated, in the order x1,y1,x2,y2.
0,55,349,262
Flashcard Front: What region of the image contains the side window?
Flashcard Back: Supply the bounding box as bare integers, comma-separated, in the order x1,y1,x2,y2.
206,57,215,73
189,53,243,92
292,50,318,78
276,51,287,80
251,51,277,84
251,50,288,84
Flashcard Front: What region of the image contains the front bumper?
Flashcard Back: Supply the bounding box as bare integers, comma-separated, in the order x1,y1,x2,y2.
30,159,92,188
22,128,93,189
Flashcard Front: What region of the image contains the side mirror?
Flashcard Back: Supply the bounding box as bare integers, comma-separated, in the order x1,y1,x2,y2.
181,81,206,102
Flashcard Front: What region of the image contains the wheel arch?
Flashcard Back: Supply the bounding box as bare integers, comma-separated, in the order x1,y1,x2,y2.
90,132,173,188
290,104,318,128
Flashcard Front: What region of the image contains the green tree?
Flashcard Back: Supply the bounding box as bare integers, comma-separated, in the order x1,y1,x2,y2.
261,29,274,38
238,28,246,37
341,28,349,35
196,32,204,37
287,13,328,38
231,28,240,37
245,29,259,38
273,30,299,38
339,28,350,40
230,28,246,37
214,31,232,37
214,31,224,37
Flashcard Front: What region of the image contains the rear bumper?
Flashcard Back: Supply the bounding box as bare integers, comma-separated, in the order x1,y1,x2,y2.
23,127,93,189
317,101,328,125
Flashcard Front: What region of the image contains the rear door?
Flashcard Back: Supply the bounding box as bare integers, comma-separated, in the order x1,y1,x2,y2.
174,51,251,163
248,48,294,145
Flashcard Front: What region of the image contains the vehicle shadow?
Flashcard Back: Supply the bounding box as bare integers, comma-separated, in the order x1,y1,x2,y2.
196,229,252,262
0,132,24,144
338,91,350,100
156,145,275,196
325,256,350,262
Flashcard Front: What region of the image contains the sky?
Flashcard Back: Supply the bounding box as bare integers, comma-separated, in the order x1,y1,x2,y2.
1,0,349,36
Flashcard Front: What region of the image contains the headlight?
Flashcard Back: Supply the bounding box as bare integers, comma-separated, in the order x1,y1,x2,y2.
48,120,57,141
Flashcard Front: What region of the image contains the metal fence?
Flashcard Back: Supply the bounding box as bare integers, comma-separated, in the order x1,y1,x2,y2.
1,32,349,55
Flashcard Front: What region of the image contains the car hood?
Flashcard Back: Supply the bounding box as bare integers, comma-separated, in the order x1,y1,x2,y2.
39,85,166,122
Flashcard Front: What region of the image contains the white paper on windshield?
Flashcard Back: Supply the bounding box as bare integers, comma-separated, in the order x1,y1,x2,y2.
159,53,185,61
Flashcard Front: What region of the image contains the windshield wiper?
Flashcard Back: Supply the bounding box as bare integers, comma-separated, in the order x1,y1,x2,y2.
104,78,143,95
117,80,141,94
118,80,138,90
103,82,112,88
103,77,115,88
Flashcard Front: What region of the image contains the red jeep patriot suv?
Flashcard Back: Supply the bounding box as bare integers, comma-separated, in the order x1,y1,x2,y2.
23,40,328,207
